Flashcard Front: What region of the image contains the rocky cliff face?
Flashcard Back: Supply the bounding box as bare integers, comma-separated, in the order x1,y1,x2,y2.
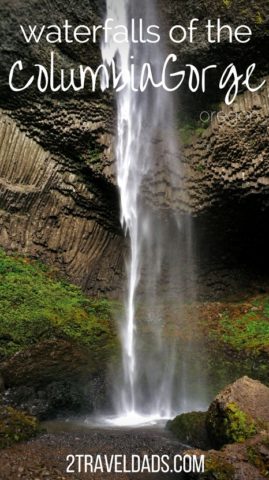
0,0,124,294
0,0,269,297
183,81,269,297
0,112,123,295
186,82,269,212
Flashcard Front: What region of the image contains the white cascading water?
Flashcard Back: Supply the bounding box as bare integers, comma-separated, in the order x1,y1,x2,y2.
101,0,208,426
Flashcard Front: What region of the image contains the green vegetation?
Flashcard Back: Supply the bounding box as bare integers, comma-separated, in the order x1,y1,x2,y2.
199,295,269,390
220,312,269,351
204,456,235,480
178,102,221,145
88,147,102,164
247,441,269,477
255,12,265,25
195,163,205,173
208,295,269,352
207,401,258,448
223,402,257,443
223,0,232,8
0,406,40,449
0,249,117,359
167,411,210,449
179,123,207,146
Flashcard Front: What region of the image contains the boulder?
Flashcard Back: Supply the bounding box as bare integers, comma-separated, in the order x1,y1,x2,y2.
180,377,269,478
167,411,211,449
206,376,269,448
184,432,269,480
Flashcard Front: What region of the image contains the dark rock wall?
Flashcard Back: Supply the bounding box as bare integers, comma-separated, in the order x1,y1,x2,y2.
0,112,123,295
185,83,269,298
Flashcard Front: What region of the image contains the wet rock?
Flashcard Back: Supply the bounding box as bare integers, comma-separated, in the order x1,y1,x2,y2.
167,411,211,449
0,340,108,419
206,376,269,448
2,379,107,420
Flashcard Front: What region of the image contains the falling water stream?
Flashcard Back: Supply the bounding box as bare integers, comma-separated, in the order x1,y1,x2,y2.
101,0,208,427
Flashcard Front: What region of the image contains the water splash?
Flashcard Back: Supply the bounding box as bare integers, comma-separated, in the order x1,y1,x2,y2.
101,0,208,425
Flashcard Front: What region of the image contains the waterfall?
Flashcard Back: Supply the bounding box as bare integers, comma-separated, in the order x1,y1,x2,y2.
101,0,207,426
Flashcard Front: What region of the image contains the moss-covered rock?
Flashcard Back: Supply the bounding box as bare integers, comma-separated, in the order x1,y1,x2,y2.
203,453,236,480
184,433,269,480
167,411,211,449
0,406,40,449
0,339,112,419
246,441,269,478
0,249,118,360
1,338,110,389
207,401,257,447
0,250,120,418
206,377,269,448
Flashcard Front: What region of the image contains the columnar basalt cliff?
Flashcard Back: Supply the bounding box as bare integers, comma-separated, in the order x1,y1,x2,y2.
183,82,269,297
1,0,269,297
186,83,269,213
0,112,123,295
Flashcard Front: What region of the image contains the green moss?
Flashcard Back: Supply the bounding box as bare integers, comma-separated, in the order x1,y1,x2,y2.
204,455,235,480
222,314,269,351
207,401,258,448
223,403,257,443
199,295,269,391
195,163,205,173
208,295,269,353
247,442,269,477
0,406,40,449
0,249,118,360
88,147,102,164
255,12,265,25
179,124,207,145
167,411,210,449
262,436,269,448
223,0,232,8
